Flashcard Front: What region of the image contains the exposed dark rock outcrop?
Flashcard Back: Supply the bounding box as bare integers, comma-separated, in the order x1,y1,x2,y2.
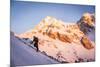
81,36,94,49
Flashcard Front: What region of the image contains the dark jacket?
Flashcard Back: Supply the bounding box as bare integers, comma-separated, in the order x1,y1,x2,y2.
33,36,38,47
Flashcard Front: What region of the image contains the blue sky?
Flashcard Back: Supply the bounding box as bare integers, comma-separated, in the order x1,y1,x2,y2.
11,1,95,34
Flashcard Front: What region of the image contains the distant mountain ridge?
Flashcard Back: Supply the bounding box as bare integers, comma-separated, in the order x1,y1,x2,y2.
19,13,95,42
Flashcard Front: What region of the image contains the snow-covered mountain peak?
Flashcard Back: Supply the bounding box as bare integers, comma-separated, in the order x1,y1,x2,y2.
78,13,95,27
43,16,58,23
77,13,95,41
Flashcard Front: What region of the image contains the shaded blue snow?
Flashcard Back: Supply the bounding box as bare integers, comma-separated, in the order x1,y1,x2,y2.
10,35,59,66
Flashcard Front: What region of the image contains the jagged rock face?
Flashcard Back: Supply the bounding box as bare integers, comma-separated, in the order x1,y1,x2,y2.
82,13,95,26
38,16,83,43
81,36,94,49
47,30,59,39
47,30,72,43
58,34,72,43
77,13,95,34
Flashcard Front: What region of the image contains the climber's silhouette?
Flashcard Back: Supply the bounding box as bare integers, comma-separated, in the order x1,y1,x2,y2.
32,36,39,52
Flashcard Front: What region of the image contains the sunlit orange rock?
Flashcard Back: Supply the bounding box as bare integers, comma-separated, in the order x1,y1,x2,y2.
81,36,94,49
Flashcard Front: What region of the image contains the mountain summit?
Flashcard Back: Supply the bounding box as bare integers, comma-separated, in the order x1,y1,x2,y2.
77,13,95,41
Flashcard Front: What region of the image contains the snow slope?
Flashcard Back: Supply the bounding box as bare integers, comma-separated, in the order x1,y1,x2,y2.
10,33,59,66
